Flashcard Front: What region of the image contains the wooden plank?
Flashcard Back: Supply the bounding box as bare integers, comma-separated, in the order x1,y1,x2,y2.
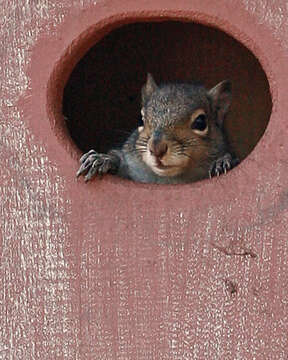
1,0,288,358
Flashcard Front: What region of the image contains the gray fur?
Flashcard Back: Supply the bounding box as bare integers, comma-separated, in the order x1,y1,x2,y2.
77,75,237,184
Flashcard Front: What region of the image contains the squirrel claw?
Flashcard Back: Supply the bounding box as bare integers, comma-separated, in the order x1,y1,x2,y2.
77,150,115,181
79,149,97,163
209,153,238,178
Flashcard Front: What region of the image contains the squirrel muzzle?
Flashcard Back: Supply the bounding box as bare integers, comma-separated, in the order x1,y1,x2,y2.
148,131,168,160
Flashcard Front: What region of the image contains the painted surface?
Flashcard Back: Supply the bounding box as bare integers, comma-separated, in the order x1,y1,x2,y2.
1,0,288,359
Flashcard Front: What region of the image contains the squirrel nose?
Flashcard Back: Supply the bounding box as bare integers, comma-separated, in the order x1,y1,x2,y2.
149,139,168,159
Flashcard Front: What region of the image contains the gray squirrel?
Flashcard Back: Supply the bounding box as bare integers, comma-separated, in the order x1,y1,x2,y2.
77,74,238,184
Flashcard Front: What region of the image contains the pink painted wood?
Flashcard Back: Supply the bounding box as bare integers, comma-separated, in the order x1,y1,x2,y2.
1,0,288,359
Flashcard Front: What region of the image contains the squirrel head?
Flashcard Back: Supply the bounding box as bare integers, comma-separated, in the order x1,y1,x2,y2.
136,73,232,178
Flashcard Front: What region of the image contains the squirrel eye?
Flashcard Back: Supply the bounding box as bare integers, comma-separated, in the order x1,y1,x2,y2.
191,114,207,132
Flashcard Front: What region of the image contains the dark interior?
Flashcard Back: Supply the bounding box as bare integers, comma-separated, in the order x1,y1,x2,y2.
63,21,272,160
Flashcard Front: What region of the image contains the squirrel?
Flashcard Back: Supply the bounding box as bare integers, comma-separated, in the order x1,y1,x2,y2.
76,74,238,184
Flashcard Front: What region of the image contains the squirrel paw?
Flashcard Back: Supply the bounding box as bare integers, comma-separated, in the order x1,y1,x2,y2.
76,150,115,182
209,153,239,178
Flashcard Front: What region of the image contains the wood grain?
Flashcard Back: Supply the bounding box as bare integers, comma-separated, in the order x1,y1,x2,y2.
1,0,288,359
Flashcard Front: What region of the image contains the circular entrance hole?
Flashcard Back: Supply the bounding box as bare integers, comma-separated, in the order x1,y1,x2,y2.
58,20,272,164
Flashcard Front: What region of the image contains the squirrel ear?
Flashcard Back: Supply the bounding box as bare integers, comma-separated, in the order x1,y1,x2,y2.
141,73,158,104
208,80,232,126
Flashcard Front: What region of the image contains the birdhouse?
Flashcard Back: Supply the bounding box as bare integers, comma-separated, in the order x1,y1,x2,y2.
2,0,288,358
